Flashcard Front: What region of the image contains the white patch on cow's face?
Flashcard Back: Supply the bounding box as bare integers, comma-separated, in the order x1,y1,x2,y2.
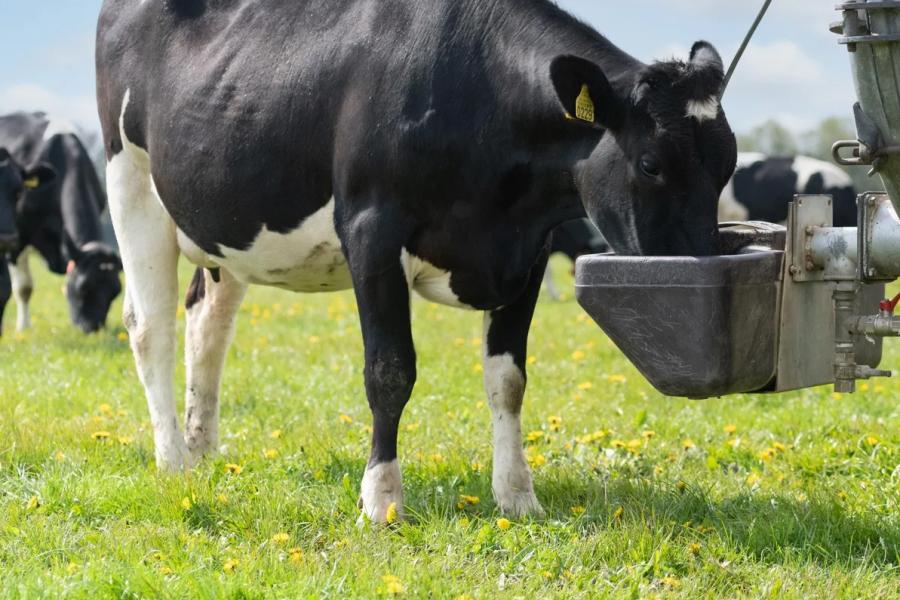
108,88,192,471
685,96,720,122
482,319,544,517
401,249,473,309
791,155,852,192
358,459,404,524
42,117,77,142
187,198,353,293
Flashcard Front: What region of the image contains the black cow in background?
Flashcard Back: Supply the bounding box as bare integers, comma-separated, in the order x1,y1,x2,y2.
544,219,608,300
0,148,56,335
718,152,858,226
0,113,123,334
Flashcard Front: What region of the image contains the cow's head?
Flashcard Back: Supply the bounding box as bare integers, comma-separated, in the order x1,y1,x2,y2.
63,236,123,333
551,42,737,256
14,159,66,272
0,148,56,256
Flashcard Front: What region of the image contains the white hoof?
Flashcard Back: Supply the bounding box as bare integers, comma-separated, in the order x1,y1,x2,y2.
154,436,194,472
494,487,545,518
358,460,404,524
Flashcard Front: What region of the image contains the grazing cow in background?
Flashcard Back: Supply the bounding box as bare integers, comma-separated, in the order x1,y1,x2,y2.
0,149,56,335
544,219,608,300
0,113,123,333
97,0,737,522
718,152,858,226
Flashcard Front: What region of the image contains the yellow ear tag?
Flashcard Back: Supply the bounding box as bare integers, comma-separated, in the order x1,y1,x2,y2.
575,84,595,123
23,177,40,189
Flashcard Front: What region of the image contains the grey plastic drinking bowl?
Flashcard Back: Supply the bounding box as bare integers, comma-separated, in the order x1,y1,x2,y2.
575,243,784,399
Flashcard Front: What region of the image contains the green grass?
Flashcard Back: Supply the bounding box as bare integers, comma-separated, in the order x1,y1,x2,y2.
1,257,898,599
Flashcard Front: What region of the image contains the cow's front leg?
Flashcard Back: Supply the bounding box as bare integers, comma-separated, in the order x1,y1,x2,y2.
343,224,416,523
484,259,546,518
0,257,10,336
184,267,247,459
9,251,33,331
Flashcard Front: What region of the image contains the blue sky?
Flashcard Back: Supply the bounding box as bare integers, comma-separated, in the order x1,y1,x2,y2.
0,0,854,135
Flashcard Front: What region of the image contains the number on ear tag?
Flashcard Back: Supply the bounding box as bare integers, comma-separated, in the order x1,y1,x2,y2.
24,176,40,189
575,84,595,123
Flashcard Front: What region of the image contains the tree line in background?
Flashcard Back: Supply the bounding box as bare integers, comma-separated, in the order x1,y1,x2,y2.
737,117,884,193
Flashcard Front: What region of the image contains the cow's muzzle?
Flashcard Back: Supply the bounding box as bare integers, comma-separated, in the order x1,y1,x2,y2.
0,233,19,254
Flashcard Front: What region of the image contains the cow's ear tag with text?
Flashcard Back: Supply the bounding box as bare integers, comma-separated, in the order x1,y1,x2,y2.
575,84,595,123
23,177,40,189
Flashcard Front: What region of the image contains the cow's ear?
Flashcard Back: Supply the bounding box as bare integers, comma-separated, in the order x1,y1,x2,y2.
23,163,57,191
690,41,724,75
63,233,84,264
550,55,625,131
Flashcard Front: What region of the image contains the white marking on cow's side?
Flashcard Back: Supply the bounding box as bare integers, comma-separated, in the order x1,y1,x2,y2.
792,155,852,192
401,249,472,308
358,459,404,524
108,88,191,470
483,315,544,517
9,249,33,331
184,268,247,459
202,199,353,293
685,96,720,122
42,117,77,141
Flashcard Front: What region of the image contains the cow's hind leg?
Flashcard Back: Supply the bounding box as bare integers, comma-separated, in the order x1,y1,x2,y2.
484,256,547,518
184,267,247,459
107,145,188,470
341,214,416,524
9,251,33,331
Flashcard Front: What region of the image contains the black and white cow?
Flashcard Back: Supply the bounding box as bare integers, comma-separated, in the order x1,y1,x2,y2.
96,0,737,522
718,152,858,226
0,148,57,335
0,113,123,333
544,219,608,300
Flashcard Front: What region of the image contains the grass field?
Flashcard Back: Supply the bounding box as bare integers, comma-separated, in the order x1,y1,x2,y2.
1,257,898,599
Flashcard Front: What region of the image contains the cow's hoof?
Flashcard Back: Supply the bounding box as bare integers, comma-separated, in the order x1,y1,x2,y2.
185,434,219,462
154,438,194,472
494,489,545,518
358,460,404,524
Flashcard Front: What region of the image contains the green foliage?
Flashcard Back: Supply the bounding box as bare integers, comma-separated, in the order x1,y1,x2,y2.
0,258,898,598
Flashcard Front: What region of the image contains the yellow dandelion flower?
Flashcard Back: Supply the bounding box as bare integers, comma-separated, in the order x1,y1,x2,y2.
759,448,776,461
217,494,229,505
223,558,239,574
571,350,586,361
264,448,279,459
470,461,482,473
98,403,113,416
289,548,303,563
866,435,879,446
496,518,512,530
66,562,79,574
55,451,65,462
661,575,681,589
527,356,538,365
642,430,656,440
832,392,843,401
676,481,687,492
453,337,466,347
689,542,701,555
26,495,40,510
270,429,283,439
473,363,483,373
577,381,593,390
308,335,320,344
726,437,740,448
860,382,870,392
159,566,173,575
459,494,481,507
470,337,482,347
117,436,133,446
526,430,545,442
272,532,290,544
91,431,111,441
430,453,444,464
385,502,398,524
682,439,696,450
611,439,626,449
458,516,470,527
117,331,129,342
382,574,405,594
613,506,624,520
570,505,586,516
548,415,562,430
542,570,554,579
339,414,353,424
772,441,787,452
225,463,243,475
837,490,848,501
606,374,627,383
626,439,642,452
405,422,420,432
181,496,192,510
723,424,737,435
528,453,547,467
746,472,762,486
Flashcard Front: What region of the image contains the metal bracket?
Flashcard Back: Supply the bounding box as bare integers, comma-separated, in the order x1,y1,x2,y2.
788,195,833,282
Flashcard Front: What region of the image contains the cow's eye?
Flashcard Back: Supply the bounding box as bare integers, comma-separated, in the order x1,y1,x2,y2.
639,154,661,178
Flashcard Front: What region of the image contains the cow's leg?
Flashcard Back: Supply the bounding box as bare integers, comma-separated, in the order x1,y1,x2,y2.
9,251,33,331
107,148,188,470
0,258,10,336
183,267,247,459
342,222,416,523
484,258,546,518
542,264,561,301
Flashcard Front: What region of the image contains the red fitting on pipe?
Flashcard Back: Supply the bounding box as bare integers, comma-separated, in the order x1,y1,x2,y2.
879,293,900,313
